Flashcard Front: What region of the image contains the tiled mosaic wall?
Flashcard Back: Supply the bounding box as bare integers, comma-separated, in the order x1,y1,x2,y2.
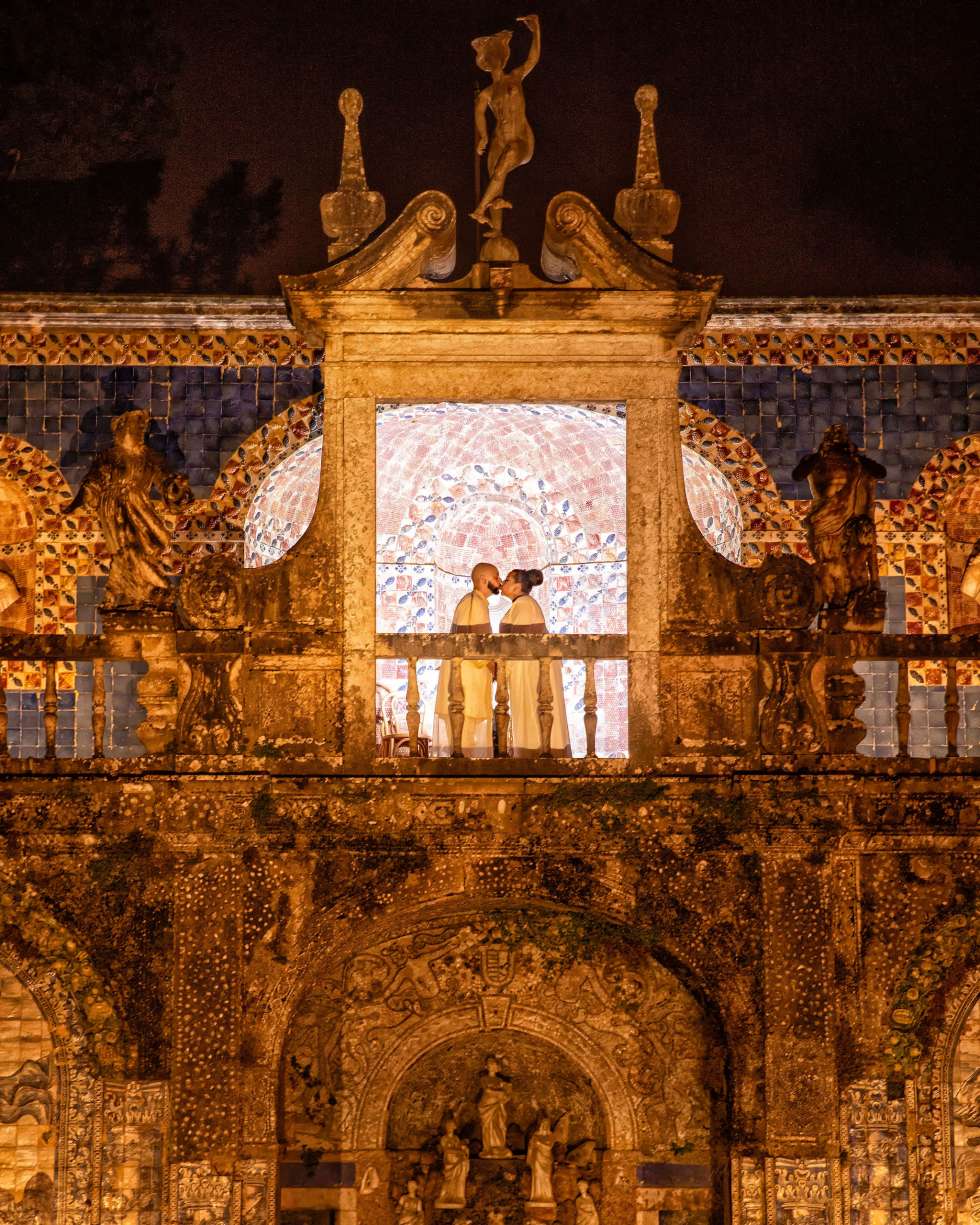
0,342,978,758
679,365,980,501
0,364,321,498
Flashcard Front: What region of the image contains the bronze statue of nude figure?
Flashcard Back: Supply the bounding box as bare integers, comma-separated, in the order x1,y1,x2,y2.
470,14,541,234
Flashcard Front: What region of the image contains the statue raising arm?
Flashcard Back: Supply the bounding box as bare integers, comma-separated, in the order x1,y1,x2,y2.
470,14,541,230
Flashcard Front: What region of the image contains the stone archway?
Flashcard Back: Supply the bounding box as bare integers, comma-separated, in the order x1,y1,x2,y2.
277,906,726,1225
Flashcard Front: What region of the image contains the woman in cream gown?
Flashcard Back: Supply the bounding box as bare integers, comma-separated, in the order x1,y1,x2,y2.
499,569,570,757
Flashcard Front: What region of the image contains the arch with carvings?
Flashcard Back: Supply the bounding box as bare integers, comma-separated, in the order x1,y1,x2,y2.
0,876,127,1225
241,885,754,1159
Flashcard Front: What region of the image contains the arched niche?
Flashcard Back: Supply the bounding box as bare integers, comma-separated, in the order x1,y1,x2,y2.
944,476,980,630
277,910,726,1225
0,958,57,1221
942,973,980,1225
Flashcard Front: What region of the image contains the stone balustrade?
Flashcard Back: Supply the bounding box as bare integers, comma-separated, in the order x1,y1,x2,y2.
376,631,628,761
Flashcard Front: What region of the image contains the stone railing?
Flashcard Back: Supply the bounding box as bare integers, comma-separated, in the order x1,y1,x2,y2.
665,627,980,762
0,633,141,762
822,631,980,759
376,632,628,761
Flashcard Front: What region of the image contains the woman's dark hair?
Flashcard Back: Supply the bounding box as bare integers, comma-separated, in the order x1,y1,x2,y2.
513,568,544,594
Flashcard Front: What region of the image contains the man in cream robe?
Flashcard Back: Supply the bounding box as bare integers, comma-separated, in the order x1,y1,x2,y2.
434,562,499,757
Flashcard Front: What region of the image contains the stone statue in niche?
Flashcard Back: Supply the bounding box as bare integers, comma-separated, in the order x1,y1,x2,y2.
396,1179,424,1225
791,425,886,629
470,13,540,259
435,1115,470,1209
478,1056,512,1157
68,408,191,611
527,1112,567,1206
574,1180,599,1225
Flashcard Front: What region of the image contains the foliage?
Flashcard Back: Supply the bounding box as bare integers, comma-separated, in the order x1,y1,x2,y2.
0,4,281,292
0,0,181,180
170,161,282,293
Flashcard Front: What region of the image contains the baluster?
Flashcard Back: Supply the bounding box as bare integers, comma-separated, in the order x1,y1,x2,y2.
92,659,106,759
536,651,554,759
895,659,911,758
0,667,8,759
405,657,421,757
43,660,58,759
583,658,598,759
945,661,960,759
494,659,510,757
448,656,465,758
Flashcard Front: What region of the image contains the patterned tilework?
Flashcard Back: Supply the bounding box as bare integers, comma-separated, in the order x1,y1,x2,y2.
2,326,974,370
0,331,318,367
0,365,321,497
244,432,322,566
0,962,56,1199
681,448,742,564
681,328,978,368
679,364,980,501
375,403,627,566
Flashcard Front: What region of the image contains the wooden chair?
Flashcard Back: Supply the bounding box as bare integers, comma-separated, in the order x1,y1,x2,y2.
376,683,430,758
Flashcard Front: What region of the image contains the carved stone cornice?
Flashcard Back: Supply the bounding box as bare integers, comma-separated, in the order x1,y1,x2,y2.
2,294,971,334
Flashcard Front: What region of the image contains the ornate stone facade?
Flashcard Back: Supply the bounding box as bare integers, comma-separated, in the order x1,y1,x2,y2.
0,47,973,1225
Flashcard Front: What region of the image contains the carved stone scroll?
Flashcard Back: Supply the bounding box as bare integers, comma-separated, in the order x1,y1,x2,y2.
541,191,721,291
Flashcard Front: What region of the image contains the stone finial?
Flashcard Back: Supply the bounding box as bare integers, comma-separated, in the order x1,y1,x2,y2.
613,85,681,262
319,88,386,262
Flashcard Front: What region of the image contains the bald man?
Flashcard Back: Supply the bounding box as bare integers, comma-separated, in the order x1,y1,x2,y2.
433,562,500,757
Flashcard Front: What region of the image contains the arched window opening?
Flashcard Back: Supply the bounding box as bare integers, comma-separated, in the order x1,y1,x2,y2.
242,402,745,759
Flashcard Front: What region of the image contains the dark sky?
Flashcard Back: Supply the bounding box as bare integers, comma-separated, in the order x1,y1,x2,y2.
153,0,979,297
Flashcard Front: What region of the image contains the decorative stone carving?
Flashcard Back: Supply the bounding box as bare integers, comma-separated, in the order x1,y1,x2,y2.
176,656,245,754
282,913,714,1162
961,539,980,602
395,1179,424,1225
735,554,819,630
541,191,721,292
527,1114,562,1205
67,409,191,611
282,189,456,306
613,85,681,261
574,1179,599,1225
823,659,868,753
759,655,823,754
791,426,887,629
320,88,386,262
470,13,540,261
177,554,245,629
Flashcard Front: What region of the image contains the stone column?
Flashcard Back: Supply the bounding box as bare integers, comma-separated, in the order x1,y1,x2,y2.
339,394,379,771
171,858,244,1167
761,854,842,1224
627,365,710,760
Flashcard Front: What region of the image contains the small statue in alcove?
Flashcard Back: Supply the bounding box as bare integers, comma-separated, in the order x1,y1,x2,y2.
435,1114,470,1209
68,408,192,610
477,1055,513,1157
396,1179,425,1225
574,1181,599,1225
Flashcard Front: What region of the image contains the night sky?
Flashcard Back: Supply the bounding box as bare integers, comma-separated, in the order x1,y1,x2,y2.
153,0,978,296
